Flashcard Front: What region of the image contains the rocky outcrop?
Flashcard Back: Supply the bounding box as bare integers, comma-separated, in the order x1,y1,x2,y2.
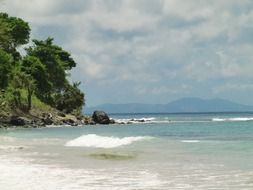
0,111,80,128
7,115,43,127
0,110,119,128
92,110,110,124
9,116,26,126
41,113,54,125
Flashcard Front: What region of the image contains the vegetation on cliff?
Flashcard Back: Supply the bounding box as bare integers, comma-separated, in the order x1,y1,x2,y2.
0,12,85,118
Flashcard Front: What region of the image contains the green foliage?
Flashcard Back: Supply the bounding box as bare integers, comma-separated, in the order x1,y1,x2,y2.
0,13,30,58
0,49,12,89
11,72,36,111
21,56,52,97
31,94,54,113
26,38,75,91
0,12,85,115
26,37,84,112
0,19,12,50
5,87,23,110
54,82,85,113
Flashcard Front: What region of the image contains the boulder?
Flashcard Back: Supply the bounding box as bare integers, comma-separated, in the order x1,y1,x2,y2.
41,113,54,125
92,111,110,124
42,117,53,125
10,116,26,126
57,112,66,117
62,118,76,125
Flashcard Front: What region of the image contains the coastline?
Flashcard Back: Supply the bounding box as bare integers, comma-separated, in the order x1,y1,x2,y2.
0,110,132,129
0,109,88,129
0,108,160,129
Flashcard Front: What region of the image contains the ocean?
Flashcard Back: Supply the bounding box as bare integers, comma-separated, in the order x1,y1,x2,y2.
1,112,253,190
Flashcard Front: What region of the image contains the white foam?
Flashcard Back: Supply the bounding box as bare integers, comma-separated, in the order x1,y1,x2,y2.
181,140,200,143
212,117,253,122
0,136,17,142
115,117,168,124
141,117,156,121
65,134,151,148
0,155,166,190
0,145,26,151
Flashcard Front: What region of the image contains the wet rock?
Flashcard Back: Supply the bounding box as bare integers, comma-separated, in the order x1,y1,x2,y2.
92,111,110,124
110,119,116,124
89,121,96,125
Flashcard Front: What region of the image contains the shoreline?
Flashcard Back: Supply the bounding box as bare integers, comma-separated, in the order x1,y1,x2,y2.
0,109,92,129
0,111,156,129
0,110,130,129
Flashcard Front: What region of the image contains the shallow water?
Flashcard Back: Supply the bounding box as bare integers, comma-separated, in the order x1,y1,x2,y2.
1,113,253,189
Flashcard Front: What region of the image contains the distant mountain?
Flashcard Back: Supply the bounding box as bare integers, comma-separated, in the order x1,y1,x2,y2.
84,97,253,114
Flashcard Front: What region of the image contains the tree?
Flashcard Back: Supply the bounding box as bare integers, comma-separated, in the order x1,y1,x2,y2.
0,49,12,89
26,38,83,108
0,19,12,50
0,12,85,114
21,56,52,98
54,82,85,113
26,38,73,92
0,13,30,59
12,72,35,111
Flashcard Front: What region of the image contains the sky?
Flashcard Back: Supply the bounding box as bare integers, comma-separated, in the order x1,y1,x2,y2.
1,0,253,106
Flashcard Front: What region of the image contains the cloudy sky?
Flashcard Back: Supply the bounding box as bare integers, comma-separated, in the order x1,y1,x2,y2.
1,0,253,106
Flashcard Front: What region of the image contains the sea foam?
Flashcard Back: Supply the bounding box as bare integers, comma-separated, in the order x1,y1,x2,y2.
212,117,253,122
65,134,151,148
115,117,156,124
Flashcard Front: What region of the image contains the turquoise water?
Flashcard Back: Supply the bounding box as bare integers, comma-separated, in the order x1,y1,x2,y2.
1,113,253,189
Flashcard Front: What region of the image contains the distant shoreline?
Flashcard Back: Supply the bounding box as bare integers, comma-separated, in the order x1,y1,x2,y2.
87,111,253,115
85,97,253,114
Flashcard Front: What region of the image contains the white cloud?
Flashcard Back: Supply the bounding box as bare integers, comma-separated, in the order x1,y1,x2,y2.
1,0,253,105
214,83,253,94
162,0,214,21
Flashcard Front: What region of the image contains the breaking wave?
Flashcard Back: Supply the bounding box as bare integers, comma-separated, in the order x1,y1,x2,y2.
212,117,253,122
65,134,152,148
115,117,156,124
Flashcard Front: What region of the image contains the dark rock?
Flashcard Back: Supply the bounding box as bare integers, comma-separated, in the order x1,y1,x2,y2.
89,121,96,125
29,118,45,127
42,112,53,119
84,119,89,125
42,117,53,125
83,116,95,125
62,118,75,125
57,112,66,117
92,111,110,124
76,115,83,120
84,119,96,125
0,116,10,125
41,112,53,125
110,119,116,124
10,116,26,126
